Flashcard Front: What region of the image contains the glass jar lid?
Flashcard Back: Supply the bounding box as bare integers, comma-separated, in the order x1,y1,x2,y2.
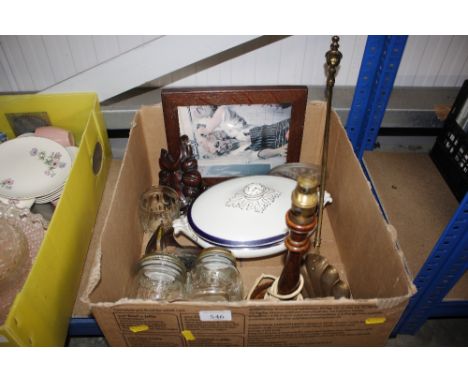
197,247,236,265
139,253,187,276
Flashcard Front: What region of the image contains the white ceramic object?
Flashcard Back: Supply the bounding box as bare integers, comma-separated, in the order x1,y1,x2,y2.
65,146,79,162
173,216,286,258
173,175,297,259
16,133,36,138
0,136,71,200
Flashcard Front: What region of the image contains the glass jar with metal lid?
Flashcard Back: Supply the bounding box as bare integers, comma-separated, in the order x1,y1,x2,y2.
128,253,187,301
188,247,243,302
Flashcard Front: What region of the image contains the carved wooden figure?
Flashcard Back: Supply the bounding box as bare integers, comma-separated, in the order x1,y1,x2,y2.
159,135,204,211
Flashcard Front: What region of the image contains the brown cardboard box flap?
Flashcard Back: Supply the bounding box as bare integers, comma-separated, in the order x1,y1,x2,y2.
90,294,412,311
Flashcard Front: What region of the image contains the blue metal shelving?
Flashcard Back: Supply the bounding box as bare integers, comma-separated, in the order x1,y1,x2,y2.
68,317,103,337
346,35,408,160
349,35,468,335
392,194,468,335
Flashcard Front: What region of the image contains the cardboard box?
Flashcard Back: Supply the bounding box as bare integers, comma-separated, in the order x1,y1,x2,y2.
86,101,415,346
0,93,111,346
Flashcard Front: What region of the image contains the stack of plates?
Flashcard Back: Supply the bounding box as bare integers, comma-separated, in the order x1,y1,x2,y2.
0,136,73,205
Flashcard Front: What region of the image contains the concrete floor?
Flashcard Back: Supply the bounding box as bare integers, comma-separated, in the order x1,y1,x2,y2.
386,317,468,347
66,317,468,347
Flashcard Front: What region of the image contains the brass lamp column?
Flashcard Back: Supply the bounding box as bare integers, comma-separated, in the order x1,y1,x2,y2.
276,175,319,295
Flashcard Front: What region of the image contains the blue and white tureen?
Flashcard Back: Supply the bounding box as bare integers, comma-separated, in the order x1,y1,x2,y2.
172,175,297,259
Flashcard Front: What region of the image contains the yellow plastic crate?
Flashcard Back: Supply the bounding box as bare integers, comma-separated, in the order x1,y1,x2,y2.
0,93,111,346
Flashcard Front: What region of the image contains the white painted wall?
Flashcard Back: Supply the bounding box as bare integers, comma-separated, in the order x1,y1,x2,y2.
162,35,367,88
395,35,468,87
1,35,467,101
0,35,161,93
40,36,259,101
165,35,468,88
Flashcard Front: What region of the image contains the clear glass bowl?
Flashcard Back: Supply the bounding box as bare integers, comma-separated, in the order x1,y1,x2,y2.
0,203,47,323
0,219,28,284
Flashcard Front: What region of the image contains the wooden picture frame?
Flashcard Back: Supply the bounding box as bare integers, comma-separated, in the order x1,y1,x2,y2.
161,86,308,185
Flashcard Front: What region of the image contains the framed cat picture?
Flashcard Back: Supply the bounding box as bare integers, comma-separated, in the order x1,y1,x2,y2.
161,86,308,185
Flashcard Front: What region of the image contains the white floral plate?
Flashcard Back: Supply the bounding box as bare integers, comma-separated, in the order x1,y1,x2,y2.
34,187,64,204
0,137,72,199
33,147,77,204
173,175,297,258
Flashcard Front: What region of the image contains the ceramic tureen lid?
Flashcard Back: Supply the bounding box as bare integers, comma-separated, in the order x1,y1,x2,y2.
187,175,296,249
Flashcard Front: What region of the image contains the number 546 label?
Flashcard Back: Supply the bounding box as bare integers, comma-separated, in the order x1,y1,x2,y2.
199,310,232,321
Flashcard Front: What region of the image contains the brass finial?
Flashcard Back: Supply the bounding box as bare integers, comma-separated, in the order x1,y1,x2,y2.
293,175,319,209
325,36,343,87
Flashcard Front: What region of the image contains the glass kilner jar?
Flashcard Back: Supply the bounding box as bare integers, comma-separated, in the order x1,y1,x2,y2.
188,247,243,302
129,253,187,301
